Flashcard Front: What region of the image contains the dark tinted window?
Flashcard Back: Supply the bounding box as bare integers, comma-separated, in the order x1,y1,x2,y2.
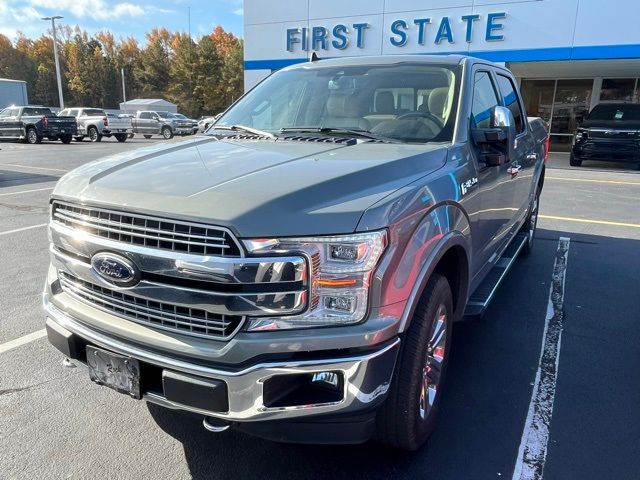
83,109,105,116
588,104,640,121
496,74,525,133
472,71,499,129
23,107,53,116
139,112,152,119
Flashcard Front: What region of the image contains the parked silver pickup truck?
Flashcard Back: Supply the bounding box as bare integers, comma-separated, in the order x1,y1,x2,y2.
131,111,193,139
58,108,132,143
45,55,548,450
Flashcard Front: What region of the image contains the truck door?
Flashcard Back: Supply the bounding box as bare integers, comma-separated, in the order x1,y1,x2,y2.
138,112,152,133
495,73,537,224
468,68,515,274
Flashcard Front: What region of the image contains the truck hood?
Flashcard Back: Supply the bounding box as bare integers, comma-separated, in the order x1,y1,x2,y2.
53,136,448,237
580,119,640,130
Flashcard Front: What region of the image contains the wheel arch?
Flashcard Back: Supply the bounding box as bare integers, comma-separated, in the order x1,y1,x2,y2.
385,202,472,333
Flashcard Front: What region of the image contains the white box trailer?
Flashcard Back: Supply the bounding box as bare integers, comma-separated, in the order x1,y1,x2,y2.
0,79,28,109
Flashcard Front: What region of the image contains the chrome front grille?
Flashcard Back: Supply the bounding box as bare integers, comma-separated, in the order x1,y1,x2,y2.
51,201,242,257
59,272,244,339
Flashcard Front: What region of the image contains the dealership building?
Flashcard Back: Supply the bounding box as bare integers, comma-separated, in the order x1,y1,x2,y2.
243,0,640,150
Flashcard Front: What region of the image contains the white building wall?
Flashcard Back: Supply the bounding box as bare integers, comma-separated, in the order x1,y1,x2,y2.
243,0,640,90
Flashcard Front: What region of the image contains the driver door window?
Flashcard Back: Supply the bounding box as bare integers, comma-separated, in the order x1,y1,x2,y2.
472,71,499,128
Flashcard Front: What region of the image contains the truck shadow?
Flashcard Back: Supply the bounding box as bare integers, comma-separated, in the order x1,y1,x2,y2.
147,228,640,479
0,169,59,188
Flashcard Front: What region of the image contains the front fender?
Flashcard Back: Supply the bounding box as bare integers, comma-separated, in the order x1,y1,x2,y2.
370,202,471,333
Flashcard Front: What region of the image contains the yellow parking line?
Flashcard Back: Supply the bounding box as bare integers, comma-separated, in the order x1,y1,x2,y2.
539,214,640,229
547,176,640,186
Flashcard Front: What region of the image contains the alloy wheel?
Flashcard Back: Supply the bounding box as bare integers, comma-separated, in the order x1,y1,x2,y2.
419,304,447,420
528,194,539,246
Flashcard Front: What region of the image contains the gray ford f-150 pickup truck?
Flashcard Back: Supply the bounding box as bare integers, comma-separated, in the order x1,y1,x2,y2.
44,55,547,450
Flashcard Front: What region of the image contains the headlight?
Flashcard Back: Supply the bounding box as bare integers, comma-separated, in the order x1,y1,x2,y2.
243,230,387,331
574,128,587,143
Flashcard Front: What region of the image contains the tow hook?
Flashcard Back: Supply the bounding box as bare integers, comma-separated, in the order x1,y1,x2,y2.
203,416,231,433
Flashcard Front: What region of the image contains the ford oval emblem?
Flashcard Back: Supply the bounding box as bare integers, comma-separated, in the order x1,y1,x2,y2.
91,253,140,287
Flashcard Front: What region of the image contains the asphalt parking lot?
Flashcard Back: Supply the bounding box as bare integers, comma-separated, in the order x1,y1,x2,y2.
1,138,639,479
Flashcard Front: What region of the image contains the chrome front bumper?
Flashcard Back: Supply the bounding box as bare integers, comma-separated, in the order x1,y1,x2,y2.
44,297,400,422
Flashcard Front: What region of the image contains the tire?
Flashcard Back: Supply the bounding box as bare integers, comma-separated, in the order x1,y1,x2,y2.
88,126,102,142
143,135,152,139
569,153,582,167
114,134,127,143
59,134,72,144
127,133,134,139
521,187,540,256
375,273,453,450
74,136,85,142
161,126,173,140
26,127,41,144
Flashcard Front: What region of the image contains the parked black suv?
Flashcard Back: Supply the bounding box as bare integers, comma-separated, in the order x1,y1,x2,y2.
571,103,640,167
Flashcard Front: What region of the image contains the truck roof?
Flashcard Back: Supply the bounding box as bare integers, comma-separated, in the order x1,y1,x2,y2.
282,54,472,72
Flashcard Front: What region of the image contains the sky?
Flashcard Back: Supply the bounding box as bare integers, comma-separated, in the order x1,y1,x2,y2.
0,0,244,42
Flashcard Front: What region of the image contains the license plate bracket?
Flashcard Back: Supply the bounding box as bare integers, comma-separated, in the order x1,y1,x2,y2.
86,346,141,399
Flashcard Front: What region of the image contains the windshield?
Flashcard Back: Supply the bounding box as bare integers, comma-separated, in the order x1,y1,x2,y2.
157,111,171,118
215,63,460,143
588,104,640,121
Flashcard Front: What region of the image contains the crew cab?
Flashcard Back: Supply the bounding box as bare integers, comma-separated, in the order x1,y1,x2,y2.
131,110,193,139
0,105,77,144
58,108,132,143
44,55,547,450
571,103,640,167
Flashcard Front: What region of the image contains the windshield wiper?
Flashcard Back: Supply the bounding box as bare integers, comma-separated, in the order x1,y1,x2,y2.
280,127,401,144
211,124,277,139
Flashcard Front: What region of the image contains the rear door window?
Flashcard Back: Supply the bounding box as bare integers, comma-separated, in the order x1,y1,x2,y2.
496,74,525,133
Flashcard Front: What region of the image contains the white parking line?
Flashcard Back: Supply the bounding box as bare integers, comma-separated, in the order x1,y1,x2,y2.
0,187,54,197
512,237,570,480
0,329,47,354
0,163,68,173
0,223,48,236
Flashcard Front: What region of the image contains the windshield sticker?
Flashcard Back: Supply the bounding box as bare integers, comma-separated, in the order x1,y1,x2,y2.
615,110,624,120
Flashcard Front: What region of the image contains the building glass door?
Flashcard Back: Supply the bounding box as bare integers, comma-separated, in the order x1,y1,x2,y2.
549,79,593,151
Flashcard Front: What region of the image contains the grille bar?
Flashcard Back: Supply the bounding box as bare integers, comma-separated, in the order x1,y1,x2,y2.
59,273,244,339
52,201,242,257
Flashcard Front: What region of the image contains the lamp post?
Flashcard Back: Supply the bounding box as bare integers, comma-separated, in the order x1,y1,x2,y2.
121,67,127,112
42,15,64,110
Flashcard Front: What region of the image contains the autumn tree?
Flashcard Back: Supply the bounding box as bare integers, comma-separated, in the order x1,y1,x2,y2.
0,24,244,115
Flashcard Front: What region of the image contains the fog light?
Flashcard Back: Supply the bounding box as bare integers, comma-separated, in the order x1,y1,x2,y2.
311,371,340,389
324,295,356,313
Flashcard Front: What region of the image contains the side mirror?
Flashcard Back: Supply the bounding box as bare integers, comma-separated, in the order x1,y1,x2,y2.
471,106,517,166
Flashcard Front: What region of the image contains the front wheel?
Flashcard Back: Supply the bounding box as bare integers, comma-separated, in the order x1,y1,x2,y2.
161,126,173,139
569,153,582,167
375,273,453,450
59,134,72,144
74,136,84,142
114,134,127,143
